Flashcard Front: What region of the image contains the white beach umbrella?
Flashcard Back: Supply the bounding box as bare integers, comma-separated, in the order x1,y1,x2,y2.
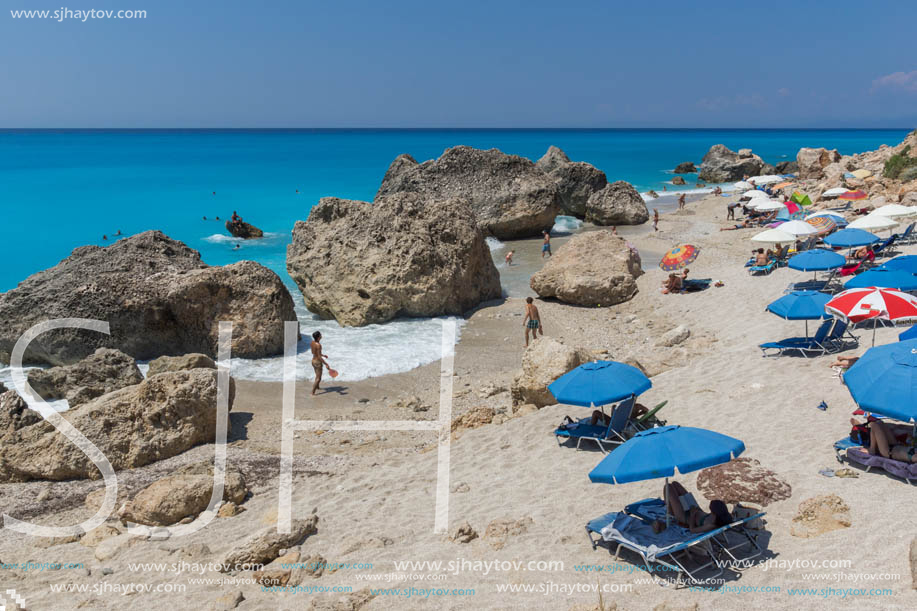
873,204,917,219
752,201,787,212
747,175,784,185
751,229,796,245
734,180,753,191
778,220,819,236
821,187,849,198
847,213,899,231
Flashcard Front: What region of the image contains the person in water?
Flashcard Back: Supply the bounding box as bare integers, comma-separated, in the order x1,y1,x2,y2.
505,250,514,266
541,230,552,258
310,331,331,396
102,235,107,241
523,296,543,347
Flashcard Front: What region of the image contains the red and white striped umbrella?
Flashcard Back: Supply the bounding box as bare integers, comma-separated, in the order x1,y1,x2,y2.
826,287,917,324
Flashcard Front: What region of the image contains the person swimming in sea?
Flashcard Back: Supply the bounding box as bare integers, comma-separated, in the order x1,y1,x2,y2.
114,230,122,236
102,235,107,241
505,250,514,266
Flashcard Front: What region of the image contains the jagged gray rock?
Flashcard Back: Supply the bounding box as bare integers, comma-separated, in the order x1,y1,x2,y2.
0,390,42,438
375,146,561,239
585,181,650,225
797,148,842,180
0,231,298,366
287,193,501,326
536,146,607,217
27,348,143,408
674,162,696,174
698,145,775,182
221,516,319,570
0,369,233,482
147,353,216,377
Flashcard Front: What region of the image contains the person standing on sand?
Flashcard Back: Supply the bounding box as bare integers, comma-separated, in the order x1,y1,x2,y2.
653,209,659,231
678,193,686,210
542,231,552,258
310,331,331,396
523,297,543,347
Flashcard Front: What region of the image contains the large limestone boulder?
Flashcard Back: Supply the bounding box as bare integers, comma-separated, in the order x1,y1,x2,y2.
511,337,592,407
225,219,263,239
775,160,798,174
673,162,696,174
797,147,841,179
27,348,143,409
530,231,643,306
147,353,216,376
287,193,501,326
119,462,248,527
536,146,607,217
0,231,298,366
0,369,234,482
585,181,649,225
697,457,792,506
221,515,319,571
698,144,774,182
375,146,561,239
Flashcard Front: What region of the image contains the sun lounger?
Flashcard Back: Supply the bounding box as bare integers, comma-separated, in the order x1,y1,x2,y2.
585,510,763,586
786,269,839,294
748,259,776,275
895,223,915,245
632,400,668,431
834,438,917,484
622,497,766,566
826,201,851,213
758,318,835,357
554,396,636,452
872,235,898,258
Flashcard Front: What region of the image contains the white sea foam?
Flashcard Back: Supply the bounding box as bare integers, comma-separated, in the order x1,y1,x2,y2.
640,183,737,201
202,232,285,246
485,236,505,251
552,215,583,234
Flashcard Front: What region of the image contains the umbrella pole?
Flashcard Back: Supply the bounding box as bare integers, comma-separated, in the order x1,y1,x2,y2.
805,320,809,339
664,477,670,528
873,319,877,347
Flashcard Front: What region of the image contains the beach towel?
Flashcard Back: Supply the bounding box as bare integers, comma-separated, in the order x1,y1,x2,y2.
600,514,692,562
846,448,917,481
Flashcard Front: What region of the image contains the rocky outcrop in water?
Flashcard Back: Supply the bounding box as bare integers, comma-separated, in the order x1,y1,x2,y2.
375,146,561,239
796,147,841,180
27,348,143,409
0,231,298,366
584,181,650,225
674,162,696,174
698,144,775,182
287,193,501,326
225,219,264,239
775,160,798,174
530,230,643,306
535,146,608,217
0,369,233,482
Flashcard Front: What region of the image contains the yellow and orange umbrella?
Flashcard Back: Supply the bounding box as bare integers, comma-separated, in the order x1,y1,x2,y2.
839,190,868,201
772,181,793,190
659,244,700,271
804,215,837,235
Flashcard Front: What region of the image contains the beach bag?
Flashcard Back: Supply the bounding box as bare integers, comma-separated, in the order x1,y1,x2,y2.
732,504,764,530
850,424,870,447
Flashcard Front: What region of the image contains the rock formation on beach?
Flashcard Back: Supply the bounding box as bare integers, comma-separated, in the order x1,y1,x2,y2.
698,144,775,182
375,146,561,239
674,161,696,174
584,181,650,225
287,193,502,326
0,368,233,482
26,348,143,409
535,146,608,217
0,231,298,366
0,389,42,436
510,337,593,407
225,219,264,239
775,160,798,174
530,230,643,306
796,147,841,180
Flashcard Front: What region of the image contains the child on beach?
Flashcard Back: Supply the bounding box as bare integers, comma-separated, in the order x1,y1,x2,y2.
505,250,514,266
523,297,543,347
541,231,551,258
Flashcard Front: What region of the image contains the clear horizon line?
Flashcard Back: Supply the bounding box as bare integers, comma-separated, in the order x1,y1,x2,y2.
0,126,913,131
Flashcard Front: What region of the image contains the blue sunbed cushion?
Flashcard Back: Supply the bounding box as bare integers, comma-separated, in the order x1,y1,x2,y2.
555,419,607,439
586,511,620,535
834,437,861,451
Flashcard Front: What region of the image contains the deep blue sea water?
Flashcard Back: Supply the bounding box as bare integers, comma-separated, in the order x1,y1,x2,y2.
0,128,910,385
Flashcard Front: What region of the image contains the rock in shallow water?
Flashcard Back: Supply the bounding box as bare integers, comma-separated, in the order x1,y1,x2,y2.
0,230,298,366
584,181,650,225
536,145,607,217
287,192,501,326
698,144,775,183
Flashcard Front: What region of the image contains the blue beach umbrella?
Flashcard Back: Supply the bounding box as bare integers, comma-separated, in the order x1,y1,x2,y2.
880,256,917,273
787,249,846,280
766,290,832,320
844,269,917,291
844,339,917,422
588,425,745,485
548,360,651,407
823,228,880,249
899,326,917,341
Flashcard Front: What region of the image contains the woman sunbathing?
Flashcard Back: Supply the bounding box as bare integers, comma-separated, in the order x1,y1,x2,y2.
845,247,873,264
830,355,859,369
720,219,751,231
663,481,733,533
851,418,917,463
661,273,683,294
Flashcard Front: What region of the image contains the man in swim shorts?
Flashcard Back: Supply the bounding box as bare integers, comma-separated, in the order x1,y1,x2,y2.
310,331,330,396
523,296,543,347
542,230,551,258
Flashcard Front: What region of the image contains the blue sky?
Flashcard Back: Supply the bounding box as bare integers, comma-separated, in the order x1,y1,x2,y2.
1,0,916,127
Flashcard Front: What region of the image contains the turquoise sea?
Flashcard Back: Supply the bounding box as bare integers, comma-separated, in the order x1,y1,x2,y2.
0,128,910,385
